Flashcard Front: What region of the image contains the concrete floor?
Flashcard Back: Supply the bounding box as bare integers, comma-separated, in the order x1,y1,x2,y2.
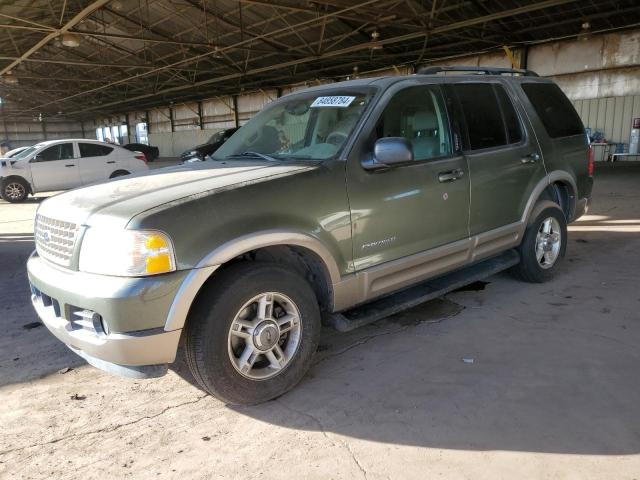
1,164,639,479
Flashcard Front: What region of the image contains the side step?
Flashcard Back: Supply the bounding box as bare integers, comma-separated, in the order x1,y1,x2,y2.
326,249,520,332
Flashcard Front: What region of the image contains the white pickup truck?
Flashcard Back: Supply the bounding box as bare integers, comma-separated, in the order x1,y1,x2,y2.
0,139,149,203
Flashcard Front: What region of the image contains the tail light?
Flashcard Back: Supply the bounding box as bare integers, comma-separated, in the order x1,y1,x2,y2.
135,153,147,164
587,145,594,177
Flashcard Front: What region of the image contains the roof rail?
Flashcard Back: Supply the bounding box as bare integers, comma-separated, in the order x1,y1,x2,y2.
417,66,539,77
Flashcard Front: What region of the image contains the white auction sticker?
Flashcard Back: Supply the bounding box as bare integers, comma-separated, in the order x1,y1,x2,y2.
310,96,356,108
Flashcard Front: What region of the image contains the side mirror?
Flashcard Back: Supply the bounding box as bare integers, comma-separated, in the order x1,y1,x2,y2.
30,154,42,163
362,137,413,171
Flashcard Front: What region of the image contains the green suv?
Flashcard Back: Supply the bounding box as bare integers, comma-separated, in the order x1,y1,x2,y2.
27,67,593,405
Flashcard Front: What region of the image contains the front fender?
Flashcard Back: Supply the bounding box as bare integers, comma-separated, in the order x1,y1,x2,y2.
163,230,341,332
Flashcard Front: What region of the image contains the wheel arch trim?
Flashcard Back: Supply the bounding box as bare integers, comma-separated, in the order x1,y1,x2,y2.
164,230,341,331
521,170,577,229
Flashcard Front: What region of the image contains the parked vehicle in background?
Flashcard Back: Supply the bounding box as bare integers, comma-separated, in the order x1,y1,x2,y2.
180,127,239,163
27,67,592,405
123,143,160,162
3,146,29,158
0,139,148,203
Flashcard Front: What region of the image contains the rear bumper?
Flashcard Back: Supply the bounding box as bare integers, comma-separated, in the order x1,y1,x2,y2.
27,252,185,376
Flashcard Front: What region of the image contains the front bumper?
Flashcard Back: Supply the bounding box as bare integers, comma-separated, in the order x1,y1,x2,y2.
27,252,188,377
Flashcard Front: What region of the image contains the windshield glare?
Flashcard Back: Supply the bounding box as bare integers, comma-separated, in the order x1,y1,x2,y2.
12,146,38,160
213,90,373,161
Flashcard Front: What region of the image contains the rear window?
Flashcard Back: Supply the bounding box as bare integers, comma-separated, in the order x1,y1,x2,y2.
79,143,113,157
521,83,583,138
453,83,506,150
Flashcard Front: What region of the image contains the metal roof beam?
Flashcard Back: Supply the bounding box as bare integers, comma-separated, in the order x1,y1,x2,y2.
0,0,110,76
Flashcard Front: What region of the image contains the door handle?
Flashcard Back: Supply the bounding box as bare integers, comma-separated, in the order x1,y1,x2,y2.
438,169,464,183
106,160,115,164
521,152,540,164
65,164,75,167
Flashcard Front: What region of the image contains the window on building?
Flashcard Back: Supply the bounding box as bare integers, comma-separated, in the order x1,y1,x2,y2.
96,128,104,142
111,126,120,144
135,122,149,145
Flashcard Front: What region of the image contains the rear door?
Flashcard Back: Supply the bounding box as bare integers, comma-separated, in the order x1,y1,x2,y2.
29,142,80,192
78,142,115,184
518,81,591,205
447,81,545,235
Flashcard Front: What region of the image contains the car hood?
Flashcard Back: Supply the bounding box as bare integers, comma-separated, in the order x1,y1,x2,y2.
37,161,317,229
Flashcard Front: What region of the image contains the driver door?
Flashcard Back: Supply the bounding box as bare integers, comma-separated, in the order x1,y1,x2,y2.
346,84,470,298
29,142,80,192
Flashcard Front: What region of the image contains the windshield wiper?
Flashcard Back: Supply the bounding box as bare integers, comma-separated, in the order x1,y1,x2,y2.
226,151,280,162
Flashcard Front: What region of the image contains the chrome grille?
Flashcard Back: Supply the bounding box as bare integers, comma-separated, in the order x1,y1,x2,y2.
34,214,79,267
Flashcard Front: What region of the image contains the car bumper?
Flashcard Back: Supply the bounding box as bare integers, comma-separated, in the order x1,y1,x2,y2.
27,252,188,377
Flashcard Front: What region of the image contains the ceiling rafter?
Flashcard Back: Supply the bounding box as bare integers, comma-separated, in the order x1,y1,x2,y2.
1,0,638,121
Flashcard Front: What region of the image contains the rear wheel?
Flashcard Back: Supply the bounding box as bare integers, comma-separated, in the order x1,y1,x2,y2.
1,177,29,203
512,204,567,283
185,262,321,405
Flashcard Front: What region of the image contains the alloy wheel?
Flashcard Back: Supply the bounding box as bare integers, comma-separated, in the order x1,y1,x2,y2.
536,217,561,269
227,292,302,380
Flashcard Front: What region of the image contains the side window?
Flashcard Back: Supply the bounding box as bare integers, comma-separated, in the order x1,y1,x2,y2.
521,83,584,138
495,85,522,144
79,143,114,157
453,83,506,150
376,86,451,161
37,143,74,162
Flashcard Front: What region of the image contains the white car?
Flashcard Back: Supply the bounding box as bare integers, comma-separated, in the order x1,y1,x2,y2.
0,139,149,203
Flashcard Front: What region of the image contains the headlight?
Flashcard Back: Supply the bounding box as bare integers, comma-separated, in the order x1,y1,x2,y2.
79,229,176,276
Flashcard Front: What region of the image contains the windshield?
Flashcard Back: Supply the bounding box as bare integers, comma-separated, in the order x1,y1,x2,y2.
12,146,39,160
213,89,374,161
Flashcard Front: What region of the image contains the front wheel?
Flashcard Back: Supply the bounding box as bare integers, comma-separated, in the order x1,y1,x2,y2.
1,178,29,203
185,262,321,405
512,204,567,283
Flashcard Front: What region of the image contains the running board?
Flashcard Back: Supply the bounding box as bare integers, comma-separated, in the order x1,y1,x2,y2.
326,249,520,332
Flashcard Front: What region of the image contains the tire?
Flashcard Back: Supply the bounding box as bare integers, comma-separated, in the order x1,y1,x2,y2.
185,262,321,405
512,203,567,283
109,170,130,178
1,177,29,203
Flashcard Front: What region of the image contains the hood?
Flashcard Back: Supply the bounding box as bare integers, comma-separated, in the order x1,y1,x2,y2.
37,161,316,230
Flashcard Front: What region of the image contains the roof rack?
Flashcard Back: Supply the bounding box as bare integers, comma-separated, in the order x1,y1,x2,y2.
417,66,539,77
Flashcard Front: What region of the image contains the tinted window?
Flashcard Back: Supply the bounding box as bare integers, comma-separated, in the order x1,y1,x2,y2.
453,83,506,150
495,85,522,144
79,143,113,157
522,83,583,138
376,86,451,161
37,143,74,162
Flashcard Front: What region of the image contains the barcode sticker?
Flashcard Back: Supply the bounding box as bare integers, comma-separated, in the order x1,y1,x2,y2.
310,96,356,108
